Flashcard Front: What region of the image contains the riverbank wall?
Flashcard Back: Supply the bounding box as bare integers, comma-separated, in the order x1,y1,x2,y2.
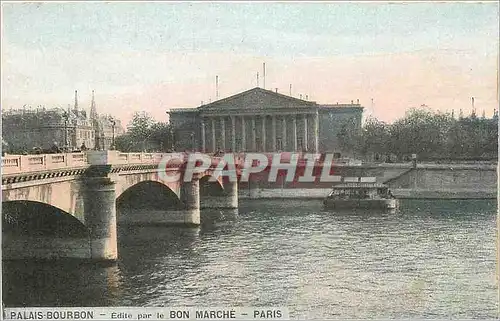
239,163,497,200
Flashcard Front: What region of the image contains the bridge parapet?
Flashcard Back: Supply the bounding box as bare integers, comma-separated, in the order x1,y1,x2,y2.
1,151,228,178
86,150,168,166
2,153,88,175
117,152,165,164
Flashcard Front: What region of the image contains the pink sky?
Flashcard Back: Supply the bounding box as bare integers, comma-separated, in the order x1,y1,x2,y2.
93,50,498,127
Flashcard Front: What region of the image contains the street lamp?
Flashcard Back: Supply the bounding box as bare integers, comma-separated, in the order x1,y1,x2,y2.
170,127,175,151
190,132,195,151
109,116,116,150
62,111,69,151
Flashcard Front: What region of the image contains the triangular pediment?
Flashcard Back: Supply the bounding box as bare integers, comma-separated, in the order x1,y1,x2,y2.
199,87,316,111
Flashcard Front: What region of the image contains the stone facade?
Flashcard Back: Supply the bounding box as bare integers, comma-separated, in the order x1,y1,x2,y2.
168,87,363,154
2,91,124,153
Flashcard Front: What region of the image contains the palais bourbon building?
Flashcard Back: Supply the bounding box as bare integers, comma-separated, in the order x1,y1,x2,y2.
168,87,363,155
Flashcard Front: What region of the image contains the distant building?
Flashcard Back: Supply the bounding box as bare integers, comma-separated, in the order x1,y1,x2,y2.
168,87,363,155
2,91,124,153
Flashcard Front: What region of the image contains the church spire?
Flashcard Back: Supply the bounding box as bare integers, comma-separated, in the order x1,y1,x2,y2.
471,97,476,118
74,90,79,111
90,90,101,150
90,90,98,119
90,90,99,121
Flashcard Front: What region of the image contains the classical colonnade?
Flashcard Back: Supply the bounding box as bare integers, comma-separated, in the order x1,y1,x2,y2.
200,112,320,153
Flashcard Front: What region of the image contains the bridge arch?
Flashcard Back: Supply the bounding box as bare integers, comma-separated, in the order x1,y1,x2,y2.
2,200,90,260
198,174,238,210
2,200,88,234
199,174,224,197
117,180,182,209
115,172,182,200
116,181,184,225
1,179,82,218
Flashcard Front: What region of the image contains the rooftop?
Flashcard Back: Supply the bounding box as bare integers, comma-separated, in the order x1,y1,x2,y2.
169,87,364,113
331,182,388,189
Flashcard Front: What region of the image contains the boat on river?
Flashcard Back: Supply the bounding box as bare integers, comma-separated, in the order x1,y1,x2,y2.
323,181,398,210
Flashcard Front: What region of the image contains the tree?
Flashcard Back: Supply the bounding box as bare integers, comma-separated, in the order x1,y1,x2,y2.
127,111,155,142
337,117,363,156
115,112,174,152
338,106,497,161
447,117,498,159
388,108,453,159
360,117,390,157
149,122,173,151
114,133,135,152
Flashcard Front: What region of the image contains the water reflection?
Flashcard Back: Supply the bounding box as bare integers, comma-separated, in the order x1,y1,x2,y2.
200,208,239,236
2,260,123,307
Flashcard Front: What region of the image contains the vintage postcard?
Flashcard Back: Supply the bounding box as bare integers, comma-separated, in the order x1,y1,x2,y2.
1,1,499,320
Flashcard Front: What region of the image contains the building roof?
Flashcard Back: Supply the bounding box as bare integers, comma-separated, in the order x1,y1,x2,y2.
319,104,364,113
331,183,388,189
199,87,317,110
168,87,365,115
167,108,199,113
167,87,318,115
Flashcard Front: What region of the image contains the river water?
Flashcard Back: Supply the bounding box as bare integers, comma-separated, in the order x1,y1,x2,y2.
3,199,498,319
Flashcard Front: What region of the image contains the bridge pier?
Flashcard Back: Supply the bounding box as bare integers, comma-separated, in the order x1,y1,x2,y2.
83,177,118,262
248,180,260,199
200,179,239,209
180,180,201,225
221,179,238,208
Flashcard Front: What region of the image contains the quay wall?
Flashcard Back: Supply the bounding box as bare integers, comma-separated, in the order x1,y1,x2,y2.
387,167,496,199
239,164,497,200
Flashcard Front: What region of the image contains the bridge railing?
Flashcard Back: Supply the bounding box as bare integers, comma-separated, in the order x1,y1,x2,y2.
2,153,88,175
2,151,227,176
86,151,225,166
88,151,176,166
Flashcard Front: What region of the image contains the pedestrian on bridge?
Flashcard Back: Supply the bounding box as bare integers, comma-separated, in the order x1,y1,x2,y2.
50,142,62,154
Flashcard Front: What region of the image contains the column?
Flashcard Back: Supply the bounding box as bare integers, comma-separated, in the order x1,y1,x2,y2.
303,114,308,151
248,179,259,199
211,118,216,152
241,116,246,151
272,115,277,151
83,177,117,261
222,177,238,208
314,111,319,153
282,116,287,150
251,117,256,151
292,115,297,151
181,179,200,225
201,119,206,152
220,117,226,151
261,116,266,152
231,116,236,152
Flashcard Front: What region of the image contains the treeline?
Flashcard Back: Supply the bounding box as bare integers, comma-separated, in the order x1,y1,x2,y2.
115,112,174,152
338,108,498,161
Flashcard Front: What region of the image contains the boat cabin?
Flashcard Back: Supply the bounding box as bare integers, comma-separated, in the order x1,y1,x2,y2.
327,183,393,200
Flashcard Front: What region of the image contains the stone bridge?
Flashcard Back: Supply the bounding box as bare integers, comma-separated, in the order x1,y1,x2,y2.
2,151,239,262
2,151,497,261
